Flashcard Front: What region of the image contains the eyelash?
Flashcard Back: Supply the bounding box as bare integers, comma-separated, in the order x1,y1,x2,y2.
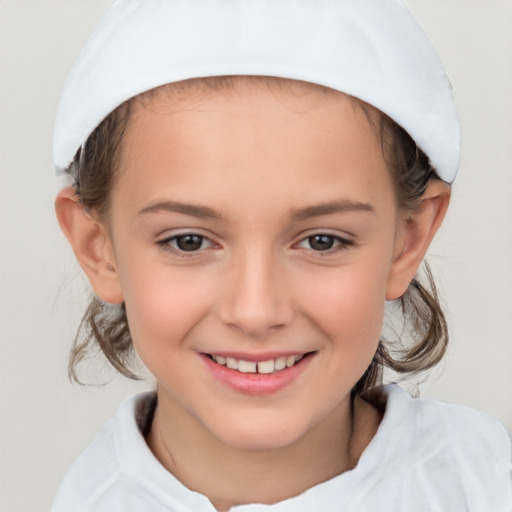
156,233,215,256
156,232,354,256
296,234,354,254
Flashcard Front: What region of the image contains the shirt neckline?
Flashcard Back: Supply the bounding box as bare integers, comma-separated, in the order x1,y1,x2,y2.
115,384,409,511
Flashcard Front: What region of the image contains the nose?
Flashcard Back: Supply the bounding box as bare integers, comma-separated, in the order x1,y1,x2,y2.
218,248,294,339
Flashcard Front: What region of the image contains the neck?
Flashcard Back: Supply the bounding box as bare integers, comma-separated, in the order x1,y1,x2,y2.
147,390,380,512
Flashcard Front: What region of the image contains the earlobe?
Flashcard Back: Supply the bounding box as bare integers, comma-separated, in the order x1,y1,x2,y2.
386,180,451,301
55,187,124,304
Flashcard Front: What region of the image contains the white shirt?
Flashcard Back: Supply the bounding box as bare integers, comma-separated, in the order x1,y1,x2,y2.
52,385,512,512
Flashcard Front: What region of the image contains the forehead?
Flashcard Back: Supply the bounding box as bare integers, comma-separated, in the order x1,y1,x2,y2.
114,77,392,217
132,76,380,130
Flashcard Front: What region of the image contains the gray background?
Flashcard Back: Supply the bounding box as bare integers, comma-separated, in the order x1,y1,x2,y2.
1,1,511,510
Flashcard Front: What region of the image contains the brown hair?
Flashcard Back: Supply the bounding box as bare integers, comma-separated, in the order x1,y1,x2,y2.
66,76,448,392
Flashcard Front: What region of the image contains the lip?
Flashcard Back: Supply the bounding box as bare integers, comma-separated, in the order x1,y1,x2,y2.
206,351,307,363
200,351,315,396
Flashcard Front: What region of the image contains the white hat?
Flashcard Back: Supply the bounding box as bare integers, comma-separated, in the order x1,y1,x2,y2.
53,0,461,182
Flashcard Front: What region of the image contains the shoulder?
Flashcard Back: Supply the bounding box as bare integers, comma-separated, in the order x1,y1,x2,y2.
51,392,165,512
371,384,512,510
383,384,511,456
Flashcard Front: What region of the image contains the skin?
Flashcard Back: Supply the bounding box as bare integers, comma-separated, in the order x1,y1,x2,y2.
56,80,450,511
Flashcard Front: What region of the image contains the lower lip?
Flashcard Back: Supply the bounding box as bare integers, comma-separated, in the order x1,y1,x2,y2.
201,354,314,396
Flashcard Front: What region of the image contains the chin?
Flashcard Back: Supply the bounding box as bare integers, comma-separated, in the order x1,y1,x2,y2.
209,413,314,451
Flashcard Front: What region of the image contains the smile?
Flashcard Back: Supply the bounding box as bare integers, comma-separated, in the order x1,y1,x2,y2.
202,351,315,395
207,354,305,374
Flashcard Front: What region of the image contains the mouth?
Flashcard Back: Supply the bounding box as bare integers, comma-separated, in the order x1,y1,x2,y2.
201,351,316,395
204,352,315,374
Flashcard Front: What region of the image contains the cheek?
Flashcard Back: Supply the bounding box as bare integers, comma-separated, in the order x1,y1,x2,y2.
299,263,388,352
119,265,216,359
290,263,388,412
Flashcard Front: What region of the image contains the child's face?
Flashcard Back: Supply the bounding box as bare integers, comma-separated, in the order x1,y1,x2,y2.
103,82,406,449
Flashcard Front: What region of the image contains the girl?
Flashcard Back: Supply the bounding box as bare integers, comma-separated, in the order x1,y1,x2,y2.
52,0,512,510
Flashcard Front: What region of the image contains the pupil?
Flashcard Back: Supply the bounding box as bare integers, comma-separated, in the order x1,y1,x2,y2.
309,235,334,251
177,235,203,251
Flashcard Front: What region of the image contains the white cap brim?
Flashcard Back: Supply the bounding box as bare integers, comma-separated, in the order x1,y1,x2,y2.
53,0,461,182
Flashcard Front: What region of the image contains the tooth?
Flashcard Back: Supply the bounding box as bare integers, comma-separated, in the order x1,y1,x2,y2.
274,357,287,371
286,355,296,368
295,355,303,363
226,357,238,370
214,355,226,365
257,359,275,374
238,360,257,373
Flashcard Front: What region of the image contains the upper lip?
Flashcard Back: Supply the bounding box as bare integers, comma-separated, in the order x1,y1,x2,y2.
202,351,314,362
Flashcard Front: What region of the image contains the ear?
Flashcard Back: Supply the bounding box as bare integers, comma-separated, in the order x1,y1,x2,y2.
386,180,451,300
55,187,124,304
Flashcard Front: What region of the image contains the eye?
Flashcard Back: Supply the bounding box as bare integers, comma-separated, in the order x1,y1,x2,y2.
298,234,352,252
160,234,213,252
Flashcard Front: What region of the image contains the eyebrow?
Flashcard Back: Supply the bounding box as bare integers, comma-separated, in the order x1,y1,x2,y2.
289,200,375,221
137,198,375,222
137,200,224,220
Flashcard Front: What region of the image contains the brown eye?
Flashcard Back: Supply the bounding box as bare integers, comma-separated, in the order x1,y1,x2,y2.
298,233,353,253
166,234,211,252
307,235,336,251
